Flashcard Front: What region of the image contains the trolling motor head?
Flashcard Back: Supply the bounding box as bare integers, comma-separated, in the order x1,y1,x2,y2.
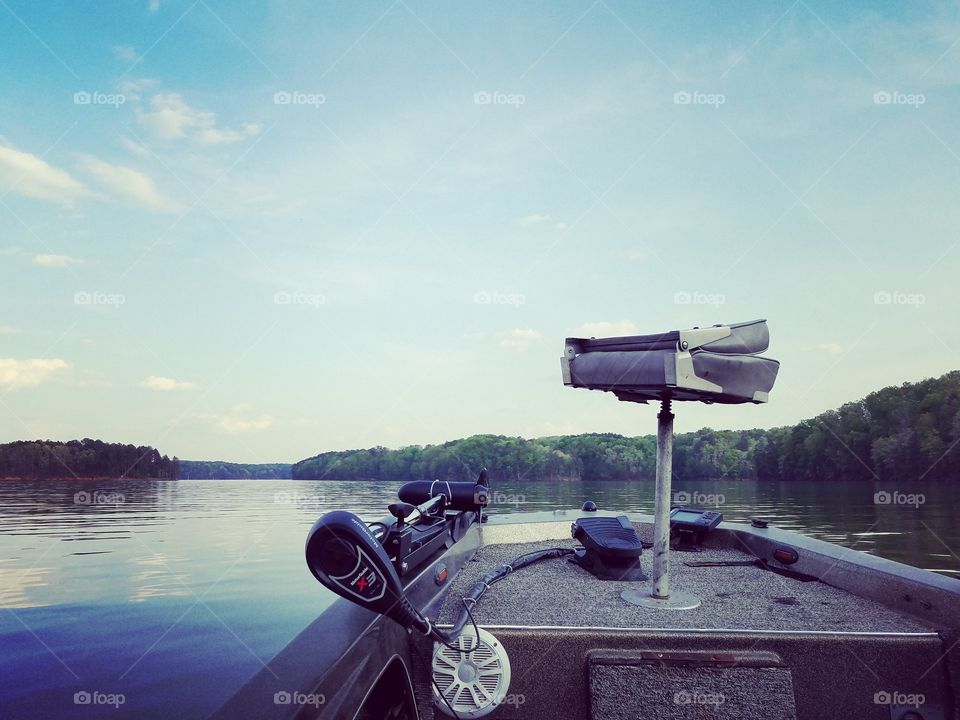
305,510,432,635
306,479,513,719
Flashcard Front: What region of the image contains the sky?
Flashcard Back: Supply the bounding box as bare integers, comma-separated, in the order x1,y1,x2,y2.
0,0,958,463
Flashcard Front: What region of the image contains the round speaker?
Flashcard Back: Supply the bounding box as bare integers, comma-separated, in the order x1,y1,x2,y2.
431,627,511,718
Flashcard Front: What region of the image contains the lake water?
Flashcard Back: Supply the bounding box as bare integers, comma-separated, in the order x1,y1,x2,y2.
1,478,958,719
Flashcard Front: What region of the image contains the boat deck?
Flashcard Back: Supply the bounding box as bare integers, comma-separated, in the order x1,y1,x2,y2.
411,521,952,719
435,524,934,634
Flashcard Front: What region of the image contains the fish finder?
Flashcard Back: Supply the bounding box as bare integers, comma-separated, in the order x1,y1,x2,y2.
670,506,722,551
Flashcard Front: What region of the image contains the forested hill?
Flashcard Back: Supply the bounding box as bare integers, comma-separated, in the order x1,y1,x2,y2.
177,461,292,479
0,440,178,480
293,371,960,483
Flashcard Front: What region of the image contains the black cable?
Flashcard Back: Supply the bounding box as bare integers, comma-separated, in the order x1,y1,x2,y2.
446,547,574,638
461,597,481,658
409,637,462,720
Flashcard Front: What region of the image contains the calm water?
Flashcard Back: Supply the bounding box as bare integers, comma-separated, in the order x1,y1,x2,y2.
1,478,958,719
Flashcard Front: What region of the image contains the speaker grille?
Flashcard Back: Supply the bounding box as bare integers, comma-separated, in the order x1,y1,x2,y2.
432,628,511,718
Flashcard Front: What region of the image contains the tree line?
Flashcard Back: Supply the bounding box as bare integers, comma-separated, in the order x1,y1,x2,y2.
292,371,960,483
177,461,292,479
0,439,178,480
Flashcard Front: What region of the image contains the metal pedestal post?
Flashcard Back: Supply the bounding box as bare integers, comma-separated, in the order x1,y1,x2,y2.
622,396,701,610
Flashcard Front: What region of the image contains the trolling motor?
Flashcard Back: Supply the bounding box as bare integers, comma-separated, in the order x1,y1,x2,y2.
305,472,516,718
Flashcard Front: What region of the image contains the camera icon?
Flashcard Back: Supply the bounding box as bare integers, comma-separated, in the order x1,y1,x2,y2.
873,91,892,105
74,691,92,705
274,691,292,705
473,487,488,506
273,91,292,105
873,290,892,305
873,491,892,505
474,91,491,105
473,290,491,305
673,491,691,504
673,291,691,305
673,91,691,105
873,691,891,704
74,491,92,505
73,91,91,105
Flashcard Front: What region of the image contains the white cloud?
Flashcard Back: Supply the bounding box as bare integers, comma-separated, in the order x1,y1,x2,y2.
0,325,21,335
79,155,181,214
148,0,160,11
815,343,843,354
215,414,275,433
0,143,89,206
574,320,638,337
117,78,157,103
518,213,551,227
198,403,274,433
499,328,543,350
120,137,150,157
0,358,69,391
141,375,198,391
136,93,260,145
113,45,139,63
33,254,81,268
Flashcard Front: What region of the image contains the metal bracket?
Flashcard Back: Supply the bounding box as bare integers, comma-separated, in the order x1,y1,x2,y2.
674,351,722,394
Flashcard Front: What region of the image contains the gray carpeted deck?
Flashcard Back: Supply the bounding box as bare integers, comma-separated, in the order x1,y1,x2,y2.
435,536,933,633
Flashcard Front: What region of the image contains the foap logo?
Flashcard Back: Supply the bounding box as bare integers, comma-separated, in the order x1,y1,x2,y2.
473,290,525,308
673,90,725,108
673,490,725,507
496,694,526,708
874,690,925,708
488,490,526,508
673,290,725,308
74,491,126,507
674,690,725,707
874,490,925,508
873,290,925,308
274,291,326,308
273,690,325,708
273,491,325,509
74,690,126,708
473,91,526,108
74,291,126,308
273,90,326,108
73,90,126,107
873,90,925,108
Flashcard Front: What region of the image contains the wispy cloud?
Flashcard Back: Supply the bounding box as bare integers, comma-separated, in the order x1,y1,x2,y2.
518,213,552,227
574,320,638,337
32,254,81,268
113,45,139,63
499,328,543,350
0,143,89,206
136,93,261,145
518,213,566,231
214,413,274,433
79,155,181,213
140,375,198,391
0,358,69,391
0,326,21,336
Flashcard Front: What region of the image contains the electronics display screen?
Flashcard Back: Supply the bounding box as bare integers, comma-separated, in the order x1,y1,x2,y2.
671,510,706,524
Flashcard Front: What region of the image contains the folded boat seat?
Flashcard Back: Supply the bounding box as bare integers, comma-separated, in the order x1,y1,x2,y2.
561,319,780,404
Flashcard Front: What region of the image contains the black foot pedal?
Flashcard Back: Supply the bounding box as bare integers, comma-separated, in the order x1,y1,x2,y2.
571,515,647,581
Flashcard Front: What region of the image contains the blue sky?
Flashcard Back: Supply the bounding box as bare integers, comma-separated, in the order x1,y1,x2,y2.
0,0,958,462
